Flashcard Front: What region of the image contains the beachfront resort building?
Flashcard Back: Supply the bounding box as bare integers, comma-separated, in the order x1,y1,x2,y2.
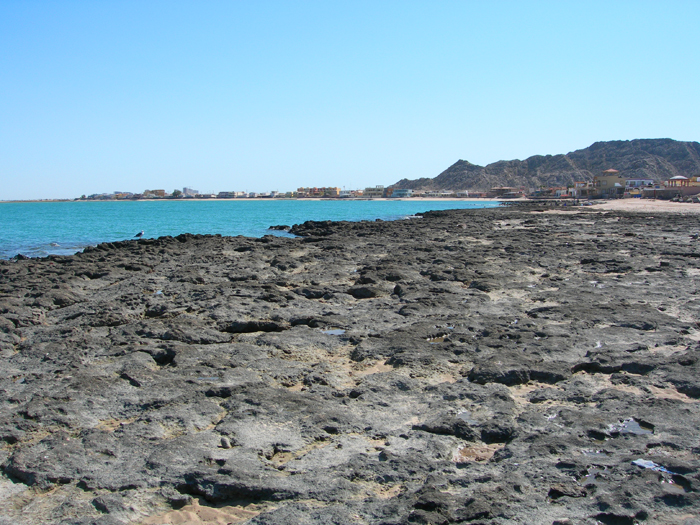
339,189,365,198
667,176,690,188
295,187,341,198
296,187,318,197
624,179,655,198
488,187,524,198
363,186,386,198
423,190,456,197
217,191,248,198
625,178,655,188
143,189,166,197
572,181,595,199
594,169,625,197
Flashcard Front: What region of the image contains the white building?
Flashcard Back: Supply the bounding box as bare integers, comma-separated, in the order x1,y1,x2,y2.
625,179,654,188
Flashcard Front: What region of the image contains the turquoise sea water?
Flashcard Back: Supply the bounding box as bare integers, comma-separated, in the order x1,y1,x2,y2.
0,200,500,259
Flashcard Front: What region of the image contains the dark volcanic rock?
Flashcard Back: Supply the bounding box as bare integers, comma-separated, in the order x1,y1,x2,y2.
1,207,700,524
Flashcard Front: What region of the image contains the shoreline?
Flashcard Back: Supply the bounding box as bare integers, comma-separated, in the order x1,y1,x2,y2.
0,198,502,260
5,196,700,215
0,197,503,203
587,198,700,214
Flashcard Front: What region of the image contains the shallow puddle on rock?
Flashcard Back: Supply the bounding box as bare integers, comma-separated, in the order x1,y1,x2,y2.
321,329,346,335
661,480,686,494
608,418,653,435
581,466,607,486
581,449,609,457
456,411,478,424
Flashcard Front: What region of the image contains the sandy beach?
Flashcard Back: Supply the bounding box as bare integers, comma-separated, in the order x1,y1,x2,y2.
589,198,700,214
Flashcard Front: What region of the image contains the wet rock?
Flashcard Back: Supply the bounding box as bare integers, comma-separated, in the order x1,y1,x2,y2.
347,285,390,299
467,364,530,386
548,483,587,499
92,494,127,514
413,416,479,441
222,319,290,333
159,486,193,508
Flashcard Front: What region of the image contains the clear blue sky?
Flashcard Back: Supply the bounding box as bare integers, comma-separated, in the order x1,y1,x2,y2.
1,1,698,200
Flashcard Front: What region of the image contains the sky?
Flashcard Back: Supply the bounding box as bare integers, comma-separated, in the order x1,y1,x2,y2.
1,1,698,200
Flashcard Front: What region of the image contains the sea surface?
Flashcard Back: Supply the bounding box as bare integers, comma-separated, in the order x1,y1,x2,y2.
0,199,500,259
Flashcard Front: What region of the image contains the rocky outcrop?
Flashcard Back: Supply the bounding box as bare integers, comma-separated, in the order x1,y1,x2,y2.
391,138,700,191
1,207,700,524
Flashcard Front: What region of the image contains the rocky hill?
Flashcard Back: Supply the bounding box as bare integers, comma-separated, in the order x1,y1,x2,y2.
391,138,700,191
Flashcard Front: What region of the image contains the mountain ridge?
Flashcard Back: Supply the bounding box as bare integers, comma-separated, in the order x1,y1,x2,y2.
391,138,700,191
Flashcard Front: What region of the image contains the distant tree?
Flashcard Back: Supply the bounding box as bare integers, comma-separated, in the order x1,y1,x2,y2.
172,189,182,198
80,195,86,200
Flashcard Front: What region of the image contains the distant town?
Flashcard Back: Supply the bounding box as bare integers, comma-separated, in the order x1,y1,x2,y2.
80,185,422,201
78,169,700,202
79,185,479,201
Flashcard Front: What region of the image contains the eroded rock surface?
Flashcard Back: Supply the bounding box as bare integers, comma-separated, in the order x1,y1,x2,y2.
1,208,699,524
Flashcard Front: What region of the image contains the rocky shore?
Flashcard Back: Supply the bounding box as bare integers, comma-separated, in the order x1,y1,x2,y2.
1,207,699,525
